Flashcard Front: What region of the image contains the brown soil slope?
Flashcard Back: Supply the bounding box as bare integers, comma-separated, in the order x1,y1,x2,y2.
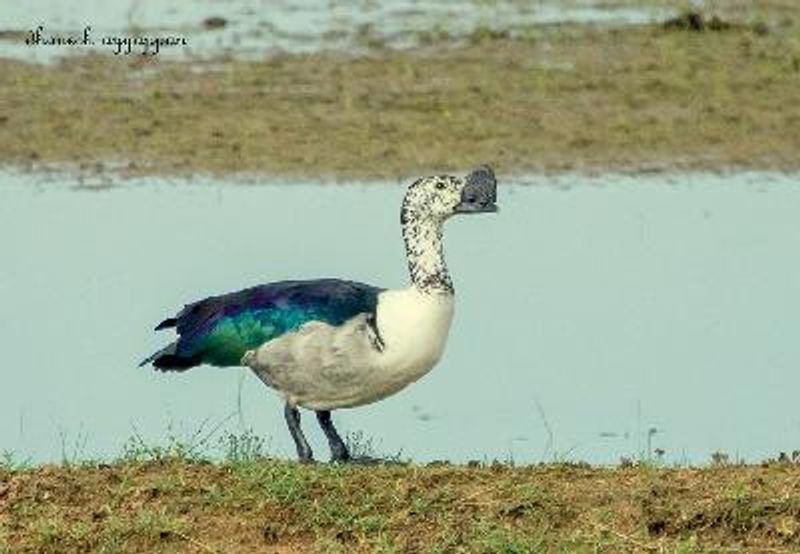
2,459,800,553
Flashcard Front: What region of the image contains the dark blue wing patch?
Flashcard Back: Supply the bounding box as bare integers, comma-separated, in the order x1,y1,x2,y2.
142,279,383,369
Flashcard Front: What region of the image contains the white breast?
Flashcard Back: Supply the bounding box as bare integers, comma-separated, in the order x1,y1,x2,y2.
374,287,455,380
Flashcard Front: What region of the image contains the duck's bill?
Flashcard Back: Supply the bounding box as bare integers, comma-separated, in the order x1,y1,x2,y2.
456,164,498,214
454,202,499,214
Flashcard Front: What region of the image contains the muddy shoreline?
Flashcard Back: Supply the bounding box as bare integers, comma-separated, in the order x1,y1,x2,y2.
1,7,798,181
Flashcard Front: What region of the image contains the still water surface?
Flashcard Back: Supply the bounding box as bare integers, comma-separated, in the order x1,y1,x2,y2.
1,170,799,465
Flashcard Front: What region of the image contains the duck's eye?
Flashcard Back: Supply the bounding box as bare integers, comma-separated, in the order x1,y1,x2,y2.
435,181,446,190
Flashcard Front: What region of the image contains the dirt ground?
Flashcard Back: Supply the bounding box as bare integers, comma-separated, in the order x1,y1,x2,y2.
3,458,800,553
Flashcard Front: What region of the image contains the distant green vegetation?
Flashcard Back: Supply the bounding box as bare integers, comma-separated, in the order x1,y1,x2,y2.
1,2,798,180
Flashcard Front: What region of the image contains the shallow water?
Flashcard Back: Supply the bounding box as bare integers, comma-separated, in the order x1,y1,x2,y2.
1,170,799,465
0,0,669,63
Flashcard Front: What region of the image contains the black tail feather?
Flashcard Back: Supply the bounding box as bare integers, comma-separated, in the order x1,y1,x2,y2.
139,342,200,372
154,317,178,331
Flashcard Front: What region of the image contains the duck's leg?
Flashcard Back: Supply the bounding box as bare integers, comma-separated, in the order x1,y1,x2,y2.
315,410,350,463
284,402,313,463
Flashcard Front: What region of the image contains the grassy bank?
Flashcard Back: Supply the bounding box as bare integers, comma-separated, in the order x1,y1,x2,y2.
2,456,800,553
1,5,799,180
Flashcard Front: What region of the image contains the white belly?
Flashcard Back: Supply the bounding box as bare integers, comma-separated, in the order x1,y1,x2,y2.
241,287,455,410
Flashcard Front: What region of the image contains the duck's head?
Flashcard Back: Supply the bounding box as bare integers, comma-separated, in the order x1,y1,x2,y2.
401,165,498,224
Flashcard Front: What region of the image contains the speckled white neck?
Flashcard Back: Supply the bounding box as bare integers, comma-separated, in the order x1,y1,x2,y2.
402,214,453,295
